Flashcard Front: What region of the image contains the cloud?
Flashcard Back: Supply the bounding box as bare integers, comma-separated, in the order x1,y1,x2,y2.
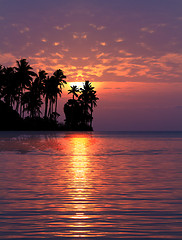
62,48,69,52
81,34,87,39
20,27,30,34
73,33,79,39
100,42,106,46
26,50,182,83
51,53,64,58
83,64,110,77
12,23,18,27
89,24,106,31
141,27,155,34
96,52,110,59
73,33,87,39
35,50,45,56
71,57,78,60
82,57,89,60
116,38,124,43
41,38,47,43
119,50,132,56
0,52,17,65
53,42,60,46
11,23,30,34
54,26,63,31
137,42,153,51
96,53,105,58
91,48,98,52
54,24,71,31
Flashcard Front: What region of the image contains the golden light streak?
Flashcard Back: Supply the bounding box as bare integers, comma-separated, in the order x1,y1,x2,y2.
66,134,96,237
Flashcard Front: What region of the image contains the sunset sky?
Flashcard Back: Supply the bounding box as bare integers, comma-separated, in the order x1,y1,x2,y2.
1,0,182,130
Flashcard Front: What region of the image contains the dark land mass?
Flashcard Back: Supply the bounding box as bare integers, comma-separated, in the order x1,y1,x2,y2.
0,100,93,131
0,59,98,131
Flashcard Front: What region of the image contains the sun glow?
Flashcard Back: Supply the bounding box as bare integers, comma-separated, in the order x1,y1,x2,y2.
64,133,101,237
67,81,102,91
69,82,84,89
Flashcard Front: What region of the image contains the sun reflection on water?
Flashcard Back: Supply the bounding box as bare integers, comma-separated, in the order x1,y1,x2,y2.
67,135,93,237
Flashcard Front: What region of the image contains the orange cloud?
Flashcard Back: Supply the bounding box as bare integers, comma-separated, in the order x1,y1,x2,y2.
116,38,124,43
100,42,106,46
0,52,16,65
41,38,47,43
53,42,60,46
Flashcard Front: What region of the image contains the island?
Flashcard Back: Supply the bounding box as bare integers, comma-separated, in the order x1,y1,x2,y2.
0,59,99,131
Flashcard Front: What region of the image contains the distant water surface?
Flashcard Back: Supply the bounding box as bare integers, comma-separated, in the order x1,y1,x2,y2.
0,131,182,239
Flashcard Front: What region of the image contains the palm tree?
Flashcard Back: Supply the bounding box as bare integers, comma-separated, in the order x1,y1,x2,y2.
33,70,47,118
89,90,99,128
43,69,66,120
2,67,18,108
43,76,51,118
52,69,67,114
68,85,79,100
47,76,56,119
79,81,95,126
35,70,47,94
15,59,37,116
22,80,43,119
0,65,5,100
22,90,43,119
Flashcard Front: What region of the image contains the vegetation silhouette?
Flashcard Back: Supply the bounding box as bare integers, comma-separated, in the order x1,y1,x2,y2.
0,59,99,131
64,81,99,130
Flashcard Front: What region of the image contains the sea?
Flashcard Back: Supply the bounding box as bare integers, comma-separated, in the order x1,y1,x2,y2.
0,131,182,239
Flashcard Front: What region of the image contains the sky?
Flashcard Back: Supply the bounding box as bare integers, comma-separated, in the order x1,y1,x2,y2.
0,0,182,131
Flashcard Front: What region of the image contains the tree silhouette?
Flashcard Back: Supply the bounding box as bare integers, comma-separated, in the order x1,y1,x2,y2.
52,69,67,116
15,59,37,116
68,85,79,100
88,90,99,128
79,81,96,126
0,65,4,100
22,80,43,119
43,70,67,120
64,81,98,130
0,59,98,130
2,67,18,108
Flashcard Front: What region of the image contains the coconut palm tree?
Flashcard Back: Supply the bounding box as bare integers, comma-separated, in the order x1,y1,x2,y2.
68,85,79,100
52,69,67,114
89,90,99,128
79,81,95,126
22,81,43,119
33,70,47,118
0,65,5,99
34,70,47,95
43,76,51,118
15,59,37,116
43,69,66,120
2,67,18,108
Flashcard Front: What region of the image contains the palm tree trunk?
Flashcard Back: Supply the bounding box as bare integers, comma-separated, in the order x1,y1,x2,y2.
51,101,53,117
20,102,22,117
90,102,93,128
16,100,19,113
44,95,48,118
48,100,51,119
55,95,57,113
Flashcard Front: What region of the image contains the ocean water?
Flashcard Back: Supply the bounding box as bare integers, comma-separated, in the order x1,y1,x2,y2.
0,131,182,239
